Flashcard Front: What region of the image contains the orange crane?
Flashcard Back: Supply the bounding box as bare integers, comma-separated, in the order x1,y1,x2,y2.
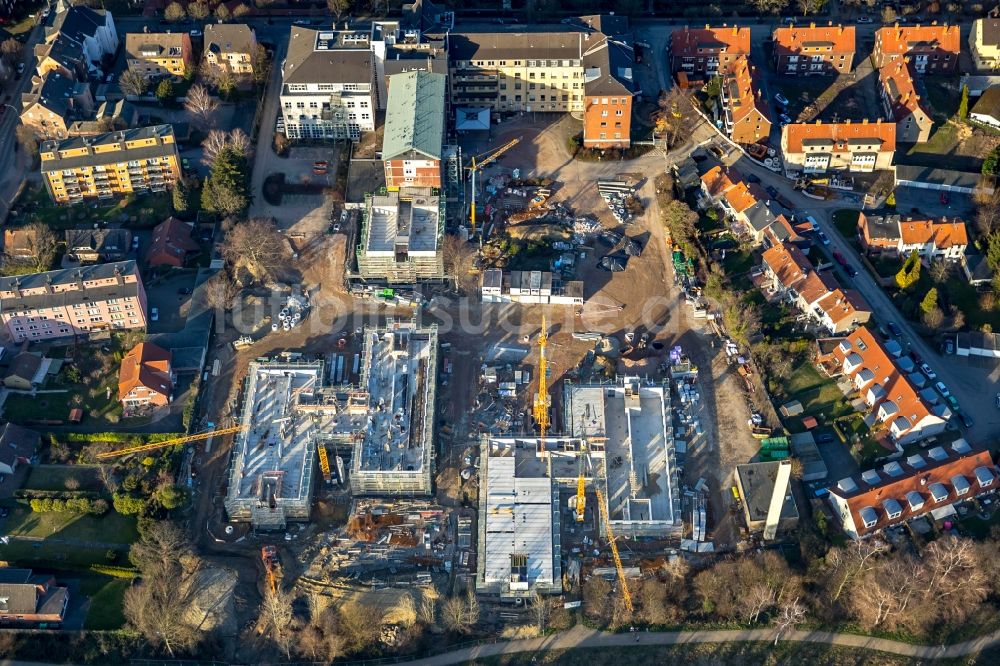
532,315,551,452
594,487,633,613
465,137,520,236
261,545,280,595
95,425,244,459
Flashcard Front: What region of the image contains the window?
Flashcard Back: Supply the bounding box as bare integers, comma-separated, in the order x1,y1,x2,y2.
601,97,608,104
616,110,623,116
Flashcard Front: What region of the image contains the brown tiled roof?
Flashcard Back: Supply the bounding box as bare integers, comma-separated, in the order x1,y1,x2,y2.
898,217,969,248
700,165,741,197
772,24,856,56
146,217,199,267
722,180,761,213
797,269,838,305
670,25,750,59
118,342,172,402
875,23,961,57
830,446,996,538
879,61,933,123
725,56,771,128
762,241,811,289
783,119,896,154
816,288,871,326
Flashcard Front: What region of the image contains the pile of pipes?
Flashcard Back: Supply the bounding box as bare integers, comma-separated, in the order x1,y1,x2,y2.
272,293,309,333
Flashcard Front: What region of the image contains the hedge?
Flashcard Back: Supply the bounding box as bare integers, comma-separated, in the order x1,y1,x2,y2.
15,489,103,500
58,432,184,445
89,564,139,579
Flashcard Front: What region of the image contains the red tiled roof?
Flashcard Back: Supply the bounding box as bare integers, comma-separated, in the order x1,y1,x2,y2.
783,119,896,154
797,269,839,305
670,25,751,59
879,61,933,123
725,55,771,128
772,23,856,56
830,446,996,538
762,241,811,289
875,23,961,57
897,217,969,248
700,165,742,197
723,180,762,213
816,287,871,326
118,342,172,402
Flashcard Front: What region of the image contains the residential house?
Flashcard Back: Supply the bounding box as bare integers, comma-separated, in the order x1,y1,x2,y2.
827,442,996,539
2,352,45,391
40,125,181,205
43,1,118,76
958,73,1000,97
668,24,751,84
969,18,1000,72
581,28,636,148
280,26,377,141
858,212,968,260
735,461,799,536
962,253,994,286
811,287,872,334
771,23,855,75
34,33,90,81
970,86,1000,128
0,568,70,626
3,229,41,262
781,120,896,174
0,261,147,342
720,179,768,231
818,326,949,446
66,100,139,137
761,240,811,296
19,71,95,140
64,228,132,263
146,217,200,268
879,61,933,143
203,23,258,79
355,189,445,282
698,164,742,202
382,71,446,190
0,424,40,476
125,31,195,80
873,23,960,73
718,55,771,146
118,342,172,408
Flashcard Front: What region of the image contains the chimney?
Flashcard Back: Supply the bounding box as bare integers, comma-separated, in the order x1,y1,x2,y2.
12,279,21,299
76,270,84,291
732,25,738,36
810,22,816,29
114,266,124,286
45,276,53,295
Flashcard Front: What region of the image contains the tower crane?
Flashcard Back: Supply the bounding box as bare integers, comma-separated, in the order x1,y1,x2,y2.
95,425,244,459
532,315,551,452
465,137,520,237
594,487,633,613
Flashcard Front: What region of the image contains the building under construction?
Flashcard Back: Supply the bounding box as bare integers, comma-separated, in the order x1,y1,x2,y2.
354,189,446,284
224,358,327,530
350,323,437,497
564,378,683,538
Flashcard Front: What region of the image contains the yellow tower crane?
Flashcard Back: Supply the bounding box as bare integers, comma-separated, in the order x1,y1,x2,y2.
532,315,551,452
95,426,244,459
594,487,633,613
465,137,520,237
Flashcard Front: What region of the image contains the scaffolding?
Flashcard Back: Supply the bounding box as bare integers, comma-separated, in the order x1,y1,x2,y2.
443,145,462,201
355,189,446,284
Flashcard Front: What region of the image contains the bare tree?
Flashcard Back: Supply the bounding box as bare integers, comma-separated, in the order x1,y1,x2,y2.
97,464,119,494
250,43,270,85
442,234,479,294
417,588,438,628
257,588,296,659
3,222,59,274
820,539,888,604
529,591,549,633
124,575,200,657
747,0,786,13
337,603,380,653
744,583,776,626
188,1,211,20
119,68,149,98
772,596,806,645
184,84,220,130
1,38,22,65
220,217,290,284
15,124,39,158
440,596,471,633
327,0,354,21
385,593,417,629
202,128,254,166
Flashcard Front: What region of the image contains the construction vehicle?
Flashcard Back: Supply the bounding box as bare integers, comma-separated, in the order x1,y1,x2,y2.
261,545,281,595
532,315,551,452
594,487,632,613
317,444,332,483
465,137,520,236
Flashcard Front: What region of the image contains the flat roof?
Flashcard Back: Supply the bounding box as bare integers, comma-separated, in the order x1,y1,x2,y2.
229,361,322,506
355,325,435,474
482,440,557,590
366,191,441,257
736,461,799,523
566,381,678,528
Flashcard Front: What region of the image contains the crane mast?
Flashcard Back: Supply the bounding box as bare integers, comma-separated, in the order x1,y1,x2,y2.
465,137,520,237
532,316,551,452
594,487,633,613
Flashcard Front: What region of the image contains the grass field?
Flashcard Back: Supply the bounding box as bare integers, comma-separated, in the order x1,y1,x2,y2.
784,362,854,421
23,465,105,492
9,185,173,230
1,504,138,545
831,209,859,239
0,539,127,569
81,577,130,630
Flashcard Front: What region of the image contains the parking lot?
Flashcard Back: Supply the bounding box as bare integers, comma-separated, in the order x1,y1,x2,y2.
145,270,200,334
255,145,342,233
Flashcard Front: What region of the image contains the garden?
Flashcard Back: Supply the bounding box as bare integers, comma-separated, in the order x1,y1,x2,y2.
7,185,173,230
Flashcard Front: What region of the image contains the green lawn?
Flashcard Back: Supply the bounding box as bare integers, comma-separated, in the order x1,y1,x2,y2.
0,539,126,569
783,362,855,431
81,577,130,630
9,185,173,230
907,121,959,158
1,504,138,545
832,209,859,239
23,465,104,492
722,249,755,290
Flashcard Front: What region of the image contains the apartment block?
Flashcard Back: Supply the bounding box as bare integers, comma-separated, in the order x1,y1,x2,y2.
818,327,949,447
969,18,1000,71
43,2,118,76
827,442,996,539
781,120,896,174
581,30,635,148
203,24,258,79
371,20,449,110
280,27,376,141
879,61,933,143
382,71,446,190
125,32,195,80
0,261,147,343
771,23,855,75
668,24,751,83
718,55,771,146
40,125,181,205
20,70,95,140
873,23,960,73
355,189,445,283
858,212,968,260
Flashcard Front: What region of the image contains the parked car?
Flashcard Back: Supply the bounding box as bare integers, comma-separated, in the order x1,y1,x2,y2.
910,350,923,364
887,321,903,337
920,362,937,379
857,16,873,23
178,287,192,295
940,191,949,205
774,92,789,106
16,62,24,76
132,236,139,251
150,307,159,322
944,338,955,354
960,413,974,428
189,29,202,37
816,432,835,444
817,230,830,245
935,381,951,397
833,251,848,266
779,114,792,125
765,185,779,199
845,265,858,278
